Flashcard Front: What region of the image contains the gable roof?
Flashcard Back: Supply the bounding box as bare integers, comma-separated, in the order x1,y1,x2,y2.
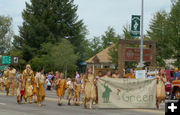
86,45,114,63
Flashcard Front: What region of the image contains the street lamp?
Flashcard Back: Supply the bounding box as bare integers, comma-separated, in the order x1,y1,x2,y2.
139,0,144,68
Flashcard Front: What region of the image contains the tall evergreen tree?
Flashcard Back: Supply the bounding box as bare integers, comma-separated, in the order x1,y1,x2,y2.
14,0,86,62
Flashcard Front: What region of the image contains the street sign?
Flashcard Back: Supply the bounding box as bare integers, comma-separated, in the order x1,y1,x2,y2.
131,15,141,37
0,65,8,71
2,56,11,64
125,48,151,61
13,57,18,64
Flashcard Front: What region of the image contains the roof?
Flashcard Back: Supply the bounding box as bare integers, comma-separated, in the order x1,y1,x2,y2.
86,45,114,64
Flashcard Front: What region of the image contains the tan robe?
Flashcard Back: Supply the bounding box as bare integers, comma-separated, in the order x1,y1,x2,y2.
56,79,68,97
23,69,34,102
84,74,96,100
35,72,45,104
74,84,81,98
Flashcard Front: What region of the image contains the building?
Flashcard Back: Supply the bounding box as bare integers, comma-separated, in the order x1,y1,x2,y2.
86,45,115,74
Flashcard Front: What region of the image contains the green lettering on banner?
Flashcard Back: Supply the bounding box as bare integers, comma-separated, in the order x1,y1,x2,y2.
97,78,157,108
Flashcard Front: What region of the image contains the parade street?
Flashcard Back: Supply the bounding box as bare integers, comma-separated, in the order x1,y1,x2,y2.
0,91,165,115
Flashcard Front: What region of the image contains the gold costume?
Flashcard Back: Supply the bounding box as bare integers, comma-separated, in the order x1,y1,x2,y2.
4,68,16,96
56,79,68,97
23,69,34,103
67,82,74,99
0,75,4,91
16,75,24,104
35,72,45,106
84,74,96,100
74,84,81,98
156,75,166,103
124,73,136,79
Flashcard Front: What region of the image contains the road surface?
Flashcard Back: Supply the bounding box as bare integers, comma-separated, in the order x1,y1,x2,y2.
0,90,165,115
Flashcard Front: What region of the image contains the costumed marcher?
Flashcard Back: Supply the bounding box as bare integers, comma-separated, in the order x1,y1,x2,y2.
156,68,167,109
95,71,103,104
74,79,81,105
5,65,16,96
83,68,96,110
0,71,4,91
124,69,136,79
67,78,75,105
3,67,9,95
55,72,68,106
23,64,34,104
112,69,120,78
35,68,46,106
16,73,24,104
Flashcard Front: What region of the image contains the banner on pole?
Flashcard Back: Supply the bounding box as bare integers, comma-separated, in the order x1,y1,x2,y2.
97,78,157,108
131,15,141,37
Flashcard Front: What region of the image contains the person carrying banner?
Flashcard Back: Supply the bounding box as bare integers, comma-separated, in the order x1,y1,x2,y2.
112,69,120,78
23,64,34,104
124,69,136,79
103,71,112,78
156,68,167,109
83,68,96,110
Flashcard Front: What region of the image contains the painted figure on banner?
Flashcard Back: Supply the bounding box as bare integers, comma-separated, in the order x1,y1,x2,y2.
102,82,112,103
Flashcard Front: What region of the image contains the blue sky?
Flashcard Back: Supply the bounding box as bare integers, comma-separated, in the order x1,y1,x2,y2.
0,0,171,38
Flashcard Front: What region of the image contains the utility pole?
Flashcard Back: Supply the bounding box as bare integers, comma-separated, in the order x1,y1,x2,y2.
139,0,144,67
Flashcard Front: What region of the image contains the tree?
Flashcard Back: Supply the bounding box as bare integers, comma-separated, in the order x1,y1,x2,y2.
147,10,173,67
0,16,13,53
30,39,78,76
169,0,180,67
14,0,86,63
101,27,119,49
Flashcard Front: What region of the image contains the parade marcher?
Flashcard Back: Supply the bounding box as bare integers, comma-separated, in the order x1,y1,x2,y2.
55,72,68,106
75,71,80,80
16,73,24,104
74,78,81,105
95,71,103,104
174,68,180,80
35,68,46,107
103,71,112,78
156,68,167,109
0,71,4,91
23,64,34,104
5,65,16,96
67,78,75,105
112,69,120,78
83,68,96,110
3,67,9,95
124,69,136,79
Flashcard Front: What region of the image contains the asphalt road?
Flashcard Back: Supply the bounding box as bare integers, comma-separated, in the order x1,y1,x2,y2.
0,90,165,115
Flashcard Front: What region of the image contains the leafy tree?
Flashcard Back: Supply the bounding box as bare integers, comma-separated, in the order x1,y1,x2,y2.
169,0,180,67
14,0,86,63
0,16,13,53
147,11,173,67
101,27,119,49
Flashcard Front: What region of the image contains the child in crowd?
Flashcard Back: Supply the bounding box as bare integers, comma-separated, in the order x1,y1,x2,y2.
67,78,75,105
16,73,24,104
55,72,68,106
74,78,81,105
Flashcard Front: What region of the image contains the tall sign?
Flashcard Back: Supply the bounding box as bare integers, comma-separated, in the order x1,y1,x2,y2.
131,15,141,37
